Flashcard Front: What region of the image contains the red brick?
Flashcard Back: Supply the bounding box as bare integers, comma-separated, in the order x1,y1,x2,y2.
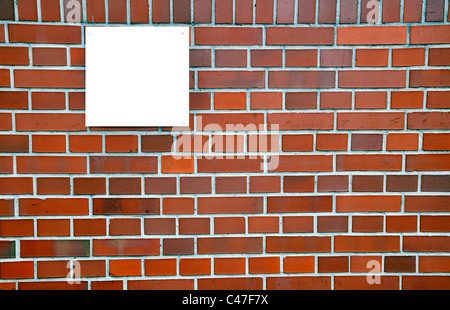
403,276,450,290
321,49,353,68
386,215,417,232
0,156,13,173
411,25,450,44
145,177,176,194
351,134,383,151
318,0,336,23
195,27,262,45
337,154,402,171
179,218,210,235
0,91,28,110
145,259,177,276
382,0,400,22
37,260,69,279
91,281,122,290
68,92,85,110
69,135,102,153
427,91,450,109
337,112,404,130
0,219,34,237
0,70,10,87
90,156,157,173
386,175,418,192
73,219,106,236
267,236,331,253
163,238,194,255
283,176,314,193
215,176,247,194
268,196,332,213
337,196,401,212
267,27,334,45
198,278,262,290
15,69,84,88
355,91,387,109
352,175,384,192
419,257,450,273
0,261,34,279
356,49,388,67
235,0,253,24
391,91,423,109
163,198,195,215
215,0,233,23
0,47,29,65
108,0,126,23
0,135,28,153
318,256,348,273
214,257,246,275
37,219,70,236
93,198,159,215
190,93,211,110
9,24,81,44
41,0,61,21
410,70,450,87
426,0,445,21
0,241,15,258
335,276,399,290
87,0,106,23
0,200,14,217
33,48,66,66
215,217,245,234
269,113,333,130
248,216,279,234
339,70,406,88
407,154,450,171
17,156,86,174
285,92,317,110
194,0,212,23
21,240,89,257
152,0,169,23
283,216,314,233
198,237,263,254
392,48,425,67
31,92,66,110
198,197,262,214
18,0,37,20
421,216,450,232
277,0,295,23
173,0,191,23
32,135,66,153
110,218,141,236
404,236,450,252
318,216,348,233
37,177,70,195
249,257,280,274
335,236,400,253
423,133,450,151
429,48,450,66
20,198,88,216
274,154,332,172
93,239,159,256
405,196,450,212
190,49,211,67
180,258,211,276
214,92,246,110
283,256,315,273
338,26,407,45
298,0,316,23
199,71,265,88
286,49,317,67
353,216,384,232
256,0,274,23
404,0,422,22
387,133,419,151
180,177,211,194
252,49,283,67
317,176,349,192
408,112,450,130
269,71,335,88
316,134,348,151
109,259,141,277
17,113,85,131
215,49,247,68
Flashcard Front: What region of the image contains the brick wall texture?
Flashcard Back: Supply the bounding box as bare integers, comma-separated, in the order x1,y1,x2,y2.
0,0,449,290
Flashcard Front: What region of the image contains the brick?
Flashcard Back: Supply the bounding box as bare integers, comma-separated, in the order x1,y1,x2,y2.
386,175,418,192
392,48,425,67
108,0,127,23
404,236,450,252
386,215,417,232
340,0,358,23
215,0,233,23
0,135,28,153
190,49,211,67
251,92,282,109
179,218,210,235
198,197,262,214
410,70,450,88
270,71,335,89
427,91,450,109
249,176,280,193
180,177,211,194
17,113,85,131
277,0,295,24
318,256,348,273
110,259,141,277
0,91,28,110
145,259,177,276
73,219,106,236
318,0,336,23
334,276,399,290
422,175,450,192
173,0,191,23
198,237,263,254
268,196,332,213
163,198,195,215
355,91,387,109
352,216,383,232
9,24,81,44
31,92,66,110
423,133,450,151
195,27,262,45
356,49,388,67
282,134,314,152
105,135,138,153
79,260,107,277
91,281,122,290
110,218,141,236
37,219,70,236
411,25,450,44
163,238,194,255
406,154,450,171
33,48,66,66
256,0,274,23
93,198,159,215
198,278,262,290
21,240,89,257
283,176,314,193
69,135,102,153
267,236,331,253
298,0,316,23
285,92,317,110
269,113,333,130
249,257,280,274
129,0,149,23
337,112,404,130
351,134,383,151
408,112,450,130
337,196,401,212
0,47,29,66
403,276,450,290
18,0,38,20
109,178,141,195
93,239,160,256
20,198,88,216
90,156,157,173
214,92,246,110
419,257,450,273
198,157,263,173
429,48,450,66
317,176,349,192
194,0,212,23
32,135,66,153
214,258,246,275
248,216,279,233
274,155,333,172
145,177,176,194
283,256,315,273
391,91,423,109
0,156,13,173
320,49,353,67
337,154,402,172
335,236,400,253
405,196,450,212
318,216,348,233
426,0,445,21
0,219,34,237
215,217,245,234
87,0,106,23
180,258,211,276
316,134,348,151
235,0,253,24
0,200,13,217
338,26,407,45
215,49,247,68
37,177,70,195
15,70,85,89
0,0,15,20
421,216,450,232
17,156,86,174
339,70,406,88
0,70,10,87
267,27,334,45
404,0,422,22
286,49,318,67
37,260,69,279
190,93,211,110
283,216,314,233
215,176,247,194
268,276,331,290
382,0,400,22
152,0,169,23
0,261,34,279
68,92,85,110
252,49,283,67
352,175,384,192
199,71,265,88
0,241,15,258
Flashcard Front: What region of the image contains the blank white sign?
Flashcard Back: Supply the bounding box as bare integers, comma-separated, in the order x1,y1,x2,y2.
85,26,190,127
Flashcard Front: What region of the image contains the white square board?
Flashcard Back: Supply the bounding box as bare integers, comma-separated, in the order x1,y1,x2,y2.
85,26,190,127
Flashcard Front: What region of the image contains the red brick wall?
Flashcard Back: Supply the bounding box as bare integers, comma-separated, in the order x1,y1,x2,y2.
0,0,449,290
